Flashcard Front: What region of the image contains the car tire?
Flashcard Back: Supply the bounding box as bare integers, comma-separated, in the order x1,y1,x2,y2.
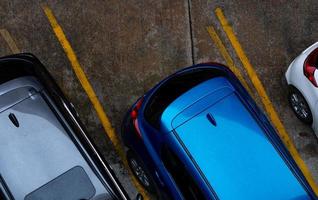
126,150,156,193
288,87,313,124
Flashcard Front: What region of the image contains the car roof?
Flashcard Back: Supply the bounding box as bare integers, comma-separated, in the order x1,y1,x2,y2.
0,77,111,200
161,77,310,200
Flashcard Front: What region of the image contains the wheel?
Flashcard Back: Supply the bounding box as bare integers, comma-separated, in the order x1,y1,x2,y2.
126,150,156,193
288,87,313,124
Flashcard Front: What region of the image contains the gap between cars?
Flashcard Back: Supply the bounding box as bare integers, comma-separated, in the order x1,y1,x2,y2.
41,5,150,200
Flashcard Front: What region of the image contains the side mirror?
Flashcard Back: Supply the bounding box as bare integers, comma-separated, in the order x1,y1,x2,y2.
135,194,143,200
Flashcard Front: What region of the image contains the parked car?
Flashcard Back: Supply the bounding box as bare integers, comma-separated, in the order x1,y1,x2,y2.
0,54,142,200
285,42,318,136
122,63,317,200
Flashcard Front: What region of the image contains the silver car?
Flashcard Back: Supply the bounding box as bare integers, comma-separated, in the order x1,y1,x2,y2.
0,54,139,200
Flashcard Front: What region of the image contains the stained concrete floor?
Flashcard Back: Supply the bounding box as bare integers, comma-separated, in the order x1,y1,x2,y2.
0,0,318,199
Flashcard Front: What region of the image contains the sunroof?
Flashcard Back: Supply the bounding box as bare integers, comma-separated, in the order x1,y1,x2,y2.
25,166,95,200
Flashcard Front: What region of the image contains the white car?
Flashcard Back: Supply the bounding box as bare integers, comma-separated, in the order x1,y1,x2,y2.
285,42,318,136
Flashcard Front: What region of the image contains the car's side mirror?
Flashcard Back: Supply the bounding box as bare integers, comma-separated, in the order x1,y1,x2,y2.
135,194,143,200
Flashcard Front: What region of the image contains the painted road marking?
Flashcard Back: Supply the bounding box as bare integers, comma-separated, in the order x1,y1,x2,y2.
206,26,253,96
0,29,20,53
214,7,318,194
42,5,149,199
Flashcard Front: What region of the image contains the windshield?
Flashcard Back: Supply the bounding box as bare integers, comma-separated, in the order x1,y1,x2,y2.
144,68,225,129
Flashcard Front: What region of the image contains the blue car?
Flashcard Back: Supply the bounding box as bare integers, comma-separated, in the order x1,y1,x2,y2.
121,63,317,200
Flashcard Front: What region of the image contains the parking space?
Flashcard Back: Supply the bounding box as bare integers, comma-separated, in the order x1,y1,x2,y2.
1,0,318,199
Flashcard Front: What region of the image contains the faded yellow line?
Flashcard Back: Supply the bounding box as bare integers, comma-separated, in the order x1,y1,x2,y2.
0,29,20,53
215,7,318,195
42,5,149,199
206,26,253,96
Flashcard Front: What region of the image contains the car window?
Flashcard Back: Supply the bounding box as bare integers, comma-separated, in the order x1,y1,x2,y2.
25,166,96,200
0,61,34,85
144,68,225,129
161,146,205,200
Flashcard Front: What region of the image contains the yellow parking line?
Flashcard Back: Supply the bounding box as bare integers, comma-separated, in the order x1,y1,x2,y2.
215,7,318,195
206,26,253,96
0,29,20,53
42,5,149,199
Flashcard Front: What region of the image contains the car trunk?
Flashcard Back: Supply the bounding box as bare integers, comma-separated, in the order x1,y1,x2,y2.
0,88,106,200
174,92,309,200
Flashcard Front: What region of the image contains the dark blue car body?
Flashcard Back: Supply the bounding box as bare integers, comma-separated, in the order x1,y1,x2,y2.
121,63,317,200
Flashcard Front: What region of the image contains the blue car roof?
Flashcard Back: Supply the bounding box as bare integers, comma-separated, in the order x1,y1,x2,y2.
161,77,310,200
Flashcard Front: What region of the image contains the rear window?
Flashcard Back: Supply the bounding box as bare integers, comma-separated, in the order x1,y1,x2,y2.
0,60,34,85
25,166,95,200
144,68,225,129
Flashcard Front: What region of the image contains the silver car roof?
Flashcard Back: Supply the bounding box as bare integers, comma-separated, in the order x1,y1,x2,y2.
0,77,111,200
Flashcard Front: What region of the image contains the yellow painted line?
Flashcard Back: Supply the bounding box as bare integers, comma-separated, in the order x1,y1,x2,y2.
42,5,150,199
206,26,253,96
215,7,318,195
0,29,20,53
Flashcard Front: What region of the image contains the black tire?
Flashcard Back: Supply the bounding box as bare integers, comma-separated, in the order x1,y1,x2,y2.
126,150,156,193
288,87,313,124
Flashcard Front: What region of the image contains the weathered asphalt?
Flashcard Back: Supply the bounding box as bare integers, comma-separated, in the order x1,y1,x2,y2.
0,1,317,198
